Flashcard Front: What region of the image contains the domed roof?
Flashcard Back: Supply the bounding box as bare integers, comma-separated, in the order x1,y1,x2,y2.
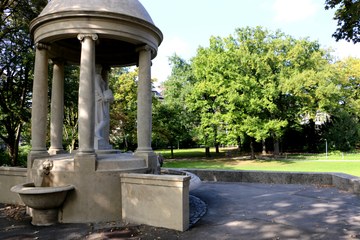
39,0,154,24
31,0,162,66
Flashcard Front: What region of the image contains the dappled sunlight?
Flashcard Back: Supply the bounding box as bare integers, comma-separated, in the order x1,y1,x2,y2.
274,201,292,208
188,182,360,239
225,220,257,230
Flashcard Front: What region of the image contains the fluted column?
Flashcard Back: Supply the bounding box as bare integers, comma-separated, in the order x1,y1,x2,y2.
31,43,50,154
136,45,153,153
49,59,65,155
77,34,98,155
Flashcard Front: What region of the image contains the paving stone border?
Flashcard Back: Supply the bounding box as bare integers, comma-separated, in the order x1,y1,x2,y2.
185,169,360,194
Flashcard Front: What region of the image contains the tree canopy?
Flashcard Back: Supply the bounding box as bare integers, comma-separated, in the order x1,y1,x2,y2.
161,26,360,155
325,0,360,43
0,0,47,166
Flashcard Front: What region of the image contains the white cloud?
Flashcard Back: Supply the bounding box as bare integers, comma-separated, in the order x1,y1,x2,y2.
273,0,319,23
333,40,360,60
151,36,192,84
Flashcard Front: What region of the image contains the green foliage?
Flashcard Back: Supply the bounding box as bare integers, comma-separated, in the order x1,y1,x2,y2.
325,0,360,43
109,68,138,150
325,110,360,151
0,0,47,166
163,26,360,153
190,27,331,151
158,55,196,150
62,66,80,151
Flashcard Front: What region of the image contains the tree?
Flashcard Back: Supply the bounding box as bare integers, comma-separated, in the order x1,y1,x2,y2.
159,55,196,154
0,0,47,166
109,68,138,151
278,39,339,152
62,65,79,151
191,27,293,156
324,57,360,151
325,110,360,151
188,27,338,156
190,39,232,155
325,0,360,43
152,102,186,158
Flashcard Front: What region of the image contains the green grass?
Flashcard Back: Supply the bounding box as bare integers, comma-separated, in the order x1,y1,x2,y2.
156,148,224,159
157,148,360,177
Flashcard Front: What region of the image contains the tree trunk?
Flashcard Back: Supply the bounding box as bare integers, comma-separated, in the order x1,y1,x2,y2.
215,143,220,154
237,136,241,152
250,139,255,160
205,147,211,158
274,139,280,155
262,139,266,155
7,124,22,166
170,145,174,159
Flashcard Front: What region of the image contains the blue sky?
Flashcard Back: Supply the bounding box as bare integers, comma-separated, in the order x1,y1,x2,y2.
140,0,360,84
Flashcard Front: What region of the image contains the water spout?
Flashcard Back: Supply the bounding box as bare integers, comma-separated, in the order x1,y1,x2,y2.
34,159,53,187
42,159,54,175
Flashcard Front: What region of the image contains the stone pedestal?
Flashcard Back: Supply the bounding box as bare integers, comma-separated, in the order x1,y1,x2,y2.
121,173,190,231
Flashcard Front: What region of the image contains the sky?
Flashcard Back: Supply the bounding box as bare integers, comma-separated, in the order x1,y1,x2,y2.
140,0,360,84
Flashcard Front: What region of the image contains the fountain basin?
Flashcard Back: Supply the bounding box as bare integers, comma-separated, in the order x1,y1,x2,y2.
161,168,202,191
11,183,75,226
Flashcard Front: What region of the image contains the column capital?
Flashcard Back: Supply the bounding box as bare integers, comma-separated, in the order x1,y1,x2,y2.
50,58,65,65
36,42,50,51
77,33,98,42
136,45,154,54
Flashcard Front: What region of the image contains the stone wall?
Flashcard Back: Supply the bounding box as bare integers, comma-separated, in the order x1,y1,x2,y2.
0,167,27,204
186,169,360,194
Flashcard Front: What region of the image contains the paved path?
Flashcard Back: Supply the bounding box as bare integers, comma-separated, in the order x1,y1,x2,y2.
183,182,360,240
1,182,360,239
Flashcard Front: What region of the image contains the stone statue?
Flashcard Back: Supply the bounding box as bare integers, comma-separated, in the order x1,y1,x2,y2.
94,65,114,149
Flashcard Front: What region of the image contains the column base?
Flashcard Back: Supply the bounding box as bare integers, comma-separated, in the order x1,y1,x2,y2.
134,150,159,174
48,147,67,155
74,153,97,172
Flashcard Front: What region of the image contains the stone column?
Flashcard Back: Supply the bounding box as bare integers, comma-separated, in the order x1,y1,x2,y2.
30,43,50,155
77,34,98,156
49,59,65,155
135,46,158,173
136,45,153,153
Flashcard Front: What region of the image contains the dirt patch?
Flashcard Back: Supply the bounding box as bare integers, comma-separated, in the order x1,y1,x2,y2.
86,225,182,240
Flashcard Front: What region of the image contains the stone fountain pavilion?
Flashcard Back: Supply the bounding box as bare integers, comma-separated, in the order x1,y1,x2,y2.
23,0,191,231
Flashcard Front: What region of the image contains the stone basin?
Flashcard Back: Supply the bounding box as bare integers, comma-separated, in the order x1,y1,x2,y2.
11,183,75,226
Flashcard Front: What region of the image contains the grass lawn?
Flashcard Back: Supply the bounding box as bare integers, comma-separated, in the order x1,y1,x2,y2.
156,148,360,177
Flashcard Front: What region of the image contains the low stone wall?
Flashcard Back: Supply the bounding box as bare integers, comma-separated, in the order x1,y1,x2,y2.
120,173,190,232
185,169,360,194
0,167,27,204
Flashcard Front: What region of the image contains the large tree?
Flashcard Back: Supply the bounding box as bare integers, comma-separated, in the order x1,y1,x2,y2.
0,0,47,166
191,28,293,156
325,0,360,43
188,27,337,155
324,57,360,151
158,55,196,155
